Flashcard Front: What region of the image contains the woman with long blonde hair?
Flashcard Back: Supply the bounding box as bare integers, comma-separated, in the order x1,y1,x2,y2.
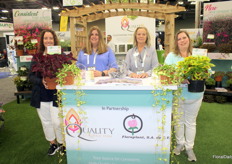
76,26,117,77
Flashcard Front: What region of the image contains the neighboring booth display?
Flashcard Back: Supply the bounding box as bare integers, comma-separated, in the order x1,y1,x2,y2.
60,2,185,57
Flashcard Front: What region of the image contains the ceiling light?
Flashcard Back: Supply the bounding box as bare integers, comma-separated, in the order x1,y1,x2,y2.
53,6,59,10
2,10,8,13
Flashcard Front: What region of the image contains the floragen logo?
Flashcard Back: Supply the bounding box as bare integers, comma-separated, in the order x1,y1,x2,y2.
123,114,143,135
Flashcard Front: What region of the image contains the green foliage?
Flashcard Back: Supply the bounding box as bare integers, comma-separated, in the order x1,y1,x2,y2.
226,79,232,86
213,71,225,78
205,78,215,86
203,95,215,103
153,64,183,85
226,71,232,79
56,64,81,86
177,56,215,80
194,36,203,48
24,42,37,50
13,76,25,87
215,96,227,104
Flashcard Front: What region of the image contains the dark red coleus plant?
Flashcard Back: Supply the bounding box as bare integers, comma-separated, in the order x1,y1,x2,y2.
31,52,76,78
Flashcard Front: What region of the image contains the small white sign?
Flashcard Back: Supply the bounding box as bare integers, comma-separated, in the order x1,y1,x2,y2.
63,0,83,6
207,34,214,39
192,48,208,56
31,39,38,44
14,36,23,41
47,46,61,55
20,55,33,62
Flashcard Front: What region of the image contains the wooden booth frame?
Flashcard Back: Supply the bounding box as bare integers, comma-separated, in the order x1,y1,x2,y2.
61,1,185,57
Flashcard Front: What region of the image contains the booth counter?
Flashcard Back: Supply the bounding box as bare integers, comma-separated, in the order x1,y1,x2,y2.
57,77,177,164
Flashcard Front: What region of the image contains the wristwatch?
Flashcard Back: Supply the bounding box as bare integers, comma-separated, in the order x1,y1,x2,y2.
102,71,105,76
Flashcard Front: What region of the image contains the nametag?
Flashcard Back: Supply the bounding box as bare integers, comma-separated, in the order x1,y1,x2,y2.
137,71,144,74
87,67,96,71
47,46,61,55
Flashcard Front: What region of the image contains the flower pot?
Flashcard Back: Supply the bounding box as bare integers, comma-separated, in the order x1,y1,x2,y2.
160,75,173,85
188,80,205,92
16,86,24,91
63,71,74,85
16,49,24,56
44,77,58,90
27,49,37,55
214,76,223,82
206,85,214,89
215,81,222,88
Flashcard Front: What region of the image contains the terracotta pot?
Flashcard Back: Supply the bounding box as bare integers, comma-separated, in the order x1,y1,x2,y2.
27,49,37,55
16,49,24,56
44,77,58,90
214,76,223,82
160,75,173,84
63,72,74,85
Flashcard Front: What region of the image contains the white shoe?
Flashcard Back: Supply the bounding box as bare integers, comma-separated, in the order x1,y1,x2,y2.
186,149,197,162
173,144,184,155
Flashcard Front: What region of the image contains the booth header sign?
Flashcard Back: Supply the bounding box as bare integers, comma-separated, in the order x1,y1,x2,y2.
0,22,13,31
203,1,232,21
63,0,83,6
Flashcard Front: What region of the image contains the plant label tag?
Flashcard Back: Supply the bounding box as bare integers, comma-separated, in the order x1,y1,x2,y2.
137,71,144,74
47,46,61,55
31,39,38,44
207,34,214,39
14,36,23,41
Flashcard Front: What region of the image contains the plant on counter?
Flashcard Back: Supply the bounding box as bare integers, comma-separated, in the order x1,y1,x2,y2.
226,79,232,90
56,64,81,86
153,64,182,85
13,76,26,91
205,78,215,89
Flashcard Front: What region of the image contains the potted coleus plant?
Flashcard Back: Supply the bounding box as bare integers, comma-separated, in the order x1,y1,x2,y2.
56,63,81,86
15,40,24,56
177,56,215,92
31,52,76,89
205,78,215,89
153,64,182,85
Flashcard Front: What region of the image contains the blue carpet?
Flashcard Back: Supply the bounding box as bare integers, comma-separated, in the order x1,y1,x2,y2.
0,72,10,79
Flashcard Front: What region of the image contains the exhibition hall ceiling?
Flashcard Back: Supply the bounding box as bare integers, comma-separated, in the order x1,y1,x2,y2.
0,0,229,23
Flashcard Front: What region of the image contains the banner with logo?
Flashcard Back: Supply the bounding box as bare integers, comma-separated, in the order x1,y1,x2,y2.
13,9,52,43
0,22,14,31
62,89,172,164
203,1,232,45
105,16,156,54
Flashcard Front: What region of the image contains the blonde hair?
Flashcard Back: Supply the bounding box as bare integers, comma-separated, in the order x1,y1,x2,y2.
83,26,107,55
133,27,151,47
174,30,192,56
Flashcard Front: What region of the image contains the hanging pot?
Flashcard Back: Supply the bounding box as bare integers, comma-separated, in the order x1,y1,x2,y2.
44,77,58,90
188,80,205,92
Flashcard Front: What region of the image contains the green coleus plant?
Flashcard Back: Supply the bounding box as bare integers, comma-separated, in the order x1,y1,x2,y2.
177,56,215,80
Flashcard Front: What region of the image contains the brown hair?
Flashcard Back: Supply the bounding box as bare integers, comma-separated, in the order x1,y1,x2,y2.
174,30,192,56
38,29,59,54
133,27,151,47
83,26,107,55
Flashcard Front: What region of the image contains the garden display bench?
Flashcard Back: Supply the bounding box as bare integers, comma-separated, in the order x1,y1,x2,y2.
14,90,32,104
204,89,232,97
